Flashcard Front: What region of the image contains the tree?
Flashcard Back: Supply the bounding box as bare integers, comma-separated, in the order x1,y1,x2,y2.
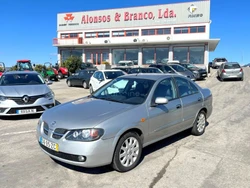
9,65,17,71
62,56,82,74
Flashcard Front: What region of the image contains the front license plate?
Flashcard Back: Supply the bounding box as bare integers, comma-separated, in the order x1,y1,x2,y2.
16,109,37,114
39,137,59,152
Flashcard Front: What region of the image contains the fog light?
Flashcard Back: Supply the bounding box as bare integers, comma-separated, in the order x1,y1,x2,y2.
78,155,86,162
0,108,6,113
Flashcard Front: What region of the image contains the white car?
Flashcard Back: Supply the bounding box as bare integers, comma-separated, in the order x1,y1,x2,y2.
89,70,125,93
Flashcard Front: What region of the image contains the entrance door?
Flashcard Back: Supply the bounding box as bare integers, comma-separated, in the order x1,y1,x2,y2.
85,50,109,65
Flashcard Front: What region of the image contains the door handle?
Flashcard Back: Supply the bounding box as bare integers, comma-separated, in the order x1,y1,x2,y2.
198,97,202,102
176,104,182,109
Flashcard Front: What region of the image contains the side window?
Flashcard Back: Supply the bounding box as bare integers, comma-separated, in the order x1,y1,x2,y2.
153,78,177,101
99,72,104,80
175,77,199,97
164,66,174,73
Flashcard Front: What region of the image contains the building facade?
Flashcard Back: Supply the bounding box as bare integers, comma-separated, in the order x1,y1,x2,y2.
53,0,220,69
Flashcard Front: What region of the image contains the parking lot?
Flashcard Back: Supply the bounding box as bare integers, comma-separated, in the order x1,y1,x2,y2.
1,68,250,188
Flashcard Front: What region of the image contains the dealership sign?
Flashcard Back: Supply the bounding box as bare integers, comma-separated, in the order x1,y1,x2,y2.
57,1,210,30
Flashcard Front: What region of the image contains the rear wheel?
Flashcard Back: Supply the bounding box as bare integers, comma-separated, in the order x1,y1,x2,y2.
67,80,72,87
82,81,88,89
191,110,207,136
112,132,142,172
58,72,63,79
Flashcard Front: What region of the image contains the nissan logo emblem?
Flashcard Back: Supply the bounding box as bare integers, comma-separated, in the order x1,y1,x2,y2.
22,96,29,103
50,121,56,128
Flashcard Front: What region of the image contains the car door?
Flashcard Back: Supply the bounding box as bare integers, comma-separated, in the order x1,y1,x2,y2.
70,73,78,86
174,76,203,129
147,77,183,142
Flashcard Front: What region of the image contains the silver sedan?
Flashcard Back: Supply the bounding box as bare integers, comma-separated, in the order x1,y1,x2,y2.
0,71,55,116
37,73,212,172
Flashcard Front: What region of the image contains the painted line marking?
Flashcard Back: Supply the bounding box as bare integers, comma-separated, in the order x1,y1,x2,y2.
0,130,36,137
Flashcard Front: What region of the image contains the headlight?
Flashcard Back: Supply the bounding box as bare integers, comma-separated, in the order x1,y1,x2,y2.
44,91,54,98
65,128,104,142
193,71,199,74
0,95,7,101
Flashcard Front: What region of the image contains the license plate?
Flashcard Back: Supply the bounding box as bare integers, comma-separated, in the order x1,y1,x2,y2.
16,109,37,114
39,137,59,152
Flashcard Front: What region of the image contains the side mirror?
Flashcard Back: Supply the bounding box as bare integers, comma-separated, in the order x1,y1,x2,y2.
154,97,168,105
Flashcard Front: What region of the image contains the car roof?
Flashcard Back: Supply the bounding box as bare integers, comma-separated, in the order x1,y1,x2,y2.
98,69,124,72
119,73,176,81
4,71,38,75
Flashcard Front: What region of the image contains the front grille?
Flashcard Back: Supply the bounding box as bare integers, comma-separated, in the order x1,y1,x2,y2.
52,128,68,139
6,106,45,114
43,122,49,135
8,95,44,105
39,142,85,162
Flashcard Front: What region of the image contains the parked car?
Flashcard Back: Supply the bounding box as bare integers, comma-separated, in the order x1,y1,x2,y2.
128,67,163,74
89,69,125,93
112,67,132,73
37,73,212,172
172,63,207,80
149,63,195,80
0,71,55,116
117,60,134,67
212,58,227,69
0,62,5,77
66,69,96,89
79,62,97,70
217,62,244,81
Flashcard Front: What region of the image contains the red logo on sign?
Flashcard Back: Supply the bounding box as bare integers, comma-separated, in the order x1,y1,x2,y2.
64,14,74,21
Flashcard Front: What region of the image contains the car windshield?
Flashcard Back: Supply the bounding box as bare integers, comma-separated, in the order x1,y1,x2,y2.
104,71,125,79
92,77,155,105
224,64,241,69
0,73,45,86
170,64,187,72
17,62,33,71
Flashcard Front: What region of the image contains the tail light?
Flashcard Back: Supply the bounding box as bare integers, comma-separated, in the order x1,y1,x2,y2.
240,68,243,72
222,69,226,73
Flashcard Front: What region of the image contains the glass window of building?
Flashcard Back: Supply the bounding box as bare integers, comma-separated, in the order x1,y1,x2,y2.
156,48,169,63
125,49,139,65
61,49,82,63
98,32,110,38
125,30,139,36
189,46,205,64
143,48,155,64
156,28,171,35
198,26,205,33
112,31,125,37
173,47,188,63
85,32,96,38
112,49,125,64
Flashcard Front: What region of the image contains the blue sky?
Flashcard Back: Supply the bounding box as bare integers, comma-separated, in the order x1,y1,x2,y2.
0,0,249,66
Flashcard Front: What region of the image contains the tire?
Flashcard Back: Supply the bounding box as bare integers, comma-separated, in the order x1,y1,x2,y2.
82,81,88,89
89,85,93,94
58,72,63,79
112,132,142,172
67,80,72,87
191,110,207,136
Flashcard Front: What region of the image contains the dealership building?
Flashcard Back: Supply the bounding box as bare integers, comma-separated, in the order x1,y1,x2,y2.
53,0,220,69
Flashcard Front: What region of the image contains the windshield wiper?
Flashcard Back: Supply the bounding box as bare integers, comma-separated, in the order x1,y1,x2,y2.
96,97,125,103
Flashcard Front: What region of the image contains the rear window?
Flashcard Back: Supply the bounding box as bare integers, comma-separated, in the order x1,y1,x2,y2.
216,58,227,62
224,64,241,69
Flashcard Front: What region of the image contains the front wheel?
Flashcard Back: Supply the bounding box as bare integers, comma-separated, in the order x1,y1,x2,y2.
191,110,207,136
67,80,72,87
58,72,63,79
89,85,93,94
112,132,142,172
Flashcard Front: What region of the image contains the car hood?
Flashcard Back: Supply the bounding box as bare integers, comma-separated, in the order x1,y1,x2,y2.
42,97,135,130
178,70,194,77
0,85,51,97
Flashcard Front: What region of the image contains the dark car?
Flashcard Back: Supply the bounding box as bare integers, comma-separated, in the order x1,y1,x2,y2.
149,63,195,80
128,67,163,74
66,69,96,89
173,63,207,80
112,67,132,73
80,62,97,70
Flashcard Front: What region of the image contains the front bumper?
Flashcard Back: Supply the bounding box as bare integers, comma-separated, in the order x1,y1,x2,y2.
36,125,115,168
0,97,55,116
